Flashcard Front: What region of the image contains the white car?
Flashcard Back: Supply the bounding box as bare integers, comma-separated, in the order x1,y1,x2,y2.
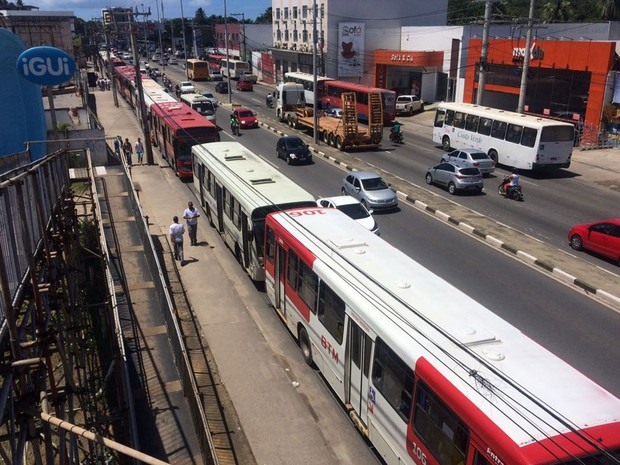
179,81,195,94
395,95,424,116
316,195,380,235
168,57,178,65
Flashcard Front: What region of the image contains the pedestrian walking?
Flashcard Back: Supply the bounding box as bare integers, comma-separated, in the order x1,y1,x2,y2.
122,138,133,166
183,201,200,246
113,135,122,158
135,137,144,164
169,216,185,263
105,77,111,91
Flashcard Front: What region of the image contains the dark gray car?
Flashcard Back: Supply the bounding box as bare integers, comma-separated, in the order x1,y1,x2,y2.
425,162,484,195
276,136,312,165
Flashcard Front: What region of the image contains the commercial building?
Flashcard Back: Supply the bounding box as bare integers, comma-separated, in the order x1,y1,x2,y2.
0,10,75,57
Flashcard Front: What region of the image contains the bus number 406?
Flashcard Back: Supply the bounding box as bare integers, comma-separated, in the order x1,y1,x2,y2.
407,440,427,465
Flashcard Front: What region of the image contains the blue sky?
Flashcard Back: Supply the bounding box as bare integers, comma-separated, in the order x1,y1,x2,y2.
34,0,270,22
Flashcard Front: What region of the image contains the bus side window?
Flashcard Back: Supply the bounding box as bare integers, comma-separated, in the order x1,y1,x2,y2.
477,117,492,136
265,227,275,264
317,281,345,344
521,127,537,147
465,114,479,132
505,124,523,144
287,250,299,289
453,112,466,129
491,120,507,140
434,110,446,128
371,338,414,422
445,110,455,126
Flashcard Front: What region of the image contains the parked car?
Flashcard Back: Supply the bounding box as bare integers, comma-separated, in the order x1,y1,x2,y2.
425,162,484,195
276,136,312,165
200,91,218,108
341,171,398,210
233,107,258,128
236,79,253,91
215,81,228,93
325,107,343,118
317,195,380,235
440,148,495,176
179,81,195,94
395,95,424,116
210,70,224,81
568,219,620,265
168,56,178,65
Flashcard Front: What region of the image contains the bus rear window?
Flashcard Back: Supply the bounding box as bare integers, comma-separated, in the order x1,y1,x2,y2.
434,110,446,128
541,125,575,142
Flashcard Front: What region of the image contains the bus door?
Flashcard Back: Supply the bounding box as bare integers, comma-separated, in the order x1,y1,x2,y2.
274,243,287,318
241,213,250,269
346,319,372,426
215,184,224,232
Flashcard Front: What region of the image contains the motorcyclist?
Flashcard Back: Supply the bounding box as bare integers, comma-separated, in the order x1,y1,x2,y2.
230,114,240,134
390,121,402,142
504,168,520,197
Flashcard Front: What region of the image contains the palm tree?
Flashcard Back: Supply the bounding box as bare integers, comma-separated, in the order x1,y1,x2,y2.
595,0,620,19
539,0,575,22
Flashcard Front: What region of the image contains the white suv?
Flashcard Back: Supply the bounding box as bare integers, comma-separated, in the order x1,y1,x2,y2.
395,95,424,116
179,81,195,94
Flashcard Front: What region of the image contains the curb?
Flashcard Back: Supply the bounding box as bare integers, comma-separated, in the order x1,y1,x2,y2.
258,122,620,311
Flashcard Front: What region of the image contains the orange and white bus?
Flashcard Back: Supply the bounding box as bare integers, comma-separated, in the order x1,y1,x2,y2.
433,102,575,170
191,142,316,280
264,206,620,465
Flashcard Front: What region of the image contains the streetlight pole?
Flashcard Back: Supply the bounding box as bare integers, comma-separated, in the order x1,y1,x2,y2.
180,0,189,79
224,0,231,104
155,0,165,73
312,0,318,143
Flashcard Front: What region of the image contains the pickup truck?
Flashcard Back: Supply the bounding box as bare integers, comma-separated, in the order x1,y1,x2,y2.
240,72,258,83
395,95,424,116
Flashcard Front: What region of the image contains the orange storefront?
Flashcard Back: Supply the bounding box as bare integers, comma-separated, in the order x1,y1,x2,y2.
464,39,615,127
373,50,444,97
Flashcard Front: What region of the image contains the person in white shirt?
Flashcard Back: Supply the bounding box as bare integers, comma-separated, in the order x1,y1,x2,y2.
169,216,185,262
183,201,200,246
135,138,144,165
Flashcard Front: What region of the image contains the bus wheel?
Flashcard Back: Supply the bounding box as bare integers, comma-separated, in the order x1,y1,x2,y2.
299,327,313,365
442,136,451,152
322,130,330,144
488,149,498,164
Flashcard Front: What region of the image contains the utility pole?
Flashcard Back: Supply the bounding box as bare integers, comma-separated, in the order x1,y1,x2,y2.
224,0,232,104
312,0,318,144
476,0,494,105
180,0,189,79
231,13,246,61
517,0,536,113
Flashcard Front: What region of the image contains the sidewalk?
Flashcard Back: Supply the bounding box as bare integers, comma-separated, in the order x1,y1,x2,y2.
93,79,378,464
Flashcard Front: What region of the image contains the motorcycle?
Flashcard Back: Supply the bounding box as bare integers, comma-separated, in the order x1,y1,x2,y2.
389,130,404,144
498,176,524,201
266,94,274,108
231,122,240,136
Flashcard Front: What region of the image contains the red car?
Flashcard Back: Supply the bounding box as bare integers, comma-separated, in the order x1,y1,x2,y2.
233,108,258,128
236,79,253,91
568,219,620,265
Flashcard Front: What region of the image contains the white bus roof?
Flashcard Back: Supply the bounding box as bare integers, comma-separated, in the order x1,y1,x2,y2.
268,207,620,450
192,142,315,215
180,93,209,103
436,102,575,128
142,79,177,109
285,71,334,82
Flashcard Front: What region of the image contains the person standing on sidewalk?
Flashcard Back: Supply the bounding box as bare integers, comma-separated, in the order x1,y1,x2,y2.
122,138,133,166
183,201,200,246
169,216,185,263
113,135,122,158
135,137,144,165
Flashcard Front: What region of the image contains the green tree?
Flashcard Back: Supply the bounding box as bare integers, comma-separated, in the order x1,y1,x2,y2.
194,7,208,25
540,0,575,22
255,7,272,24
595,0,620,19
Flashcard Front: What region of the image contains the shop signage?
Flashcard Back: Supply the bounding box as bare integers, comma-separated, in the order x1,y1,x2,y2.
512,43,544,62
17,46,76,86
390,54,417,63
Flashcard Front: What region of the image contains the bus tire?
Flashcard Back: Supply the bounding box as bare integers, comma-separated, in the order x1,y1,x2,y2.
299,326,313,365
488,149,498,164
442,136,451,152
323,130,330,144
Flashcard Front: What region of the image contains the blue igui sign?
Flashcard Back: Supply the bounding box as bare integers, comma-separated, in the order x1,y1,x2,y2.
17,46,76,86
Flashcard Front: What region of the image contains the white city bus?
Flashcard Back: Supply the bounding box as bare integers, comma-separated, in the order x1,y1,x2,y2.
433,102,575,170
220,58,249,79
141,78,177,120
191,141,316,281
284,71,334,107
264,206,620,465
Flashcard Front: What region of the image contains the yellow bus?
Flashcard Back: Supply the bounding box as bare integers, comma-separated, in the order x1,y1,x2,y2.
186,59,210,81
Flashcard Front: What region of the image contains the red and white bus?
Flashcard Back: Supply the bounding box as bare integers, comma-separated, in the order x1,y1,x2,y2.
150,101,219,178
284,71,334,107
322,80,396,124
191,141,316,280
114,65,140,107
264,206,620,465
206,54,226,72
